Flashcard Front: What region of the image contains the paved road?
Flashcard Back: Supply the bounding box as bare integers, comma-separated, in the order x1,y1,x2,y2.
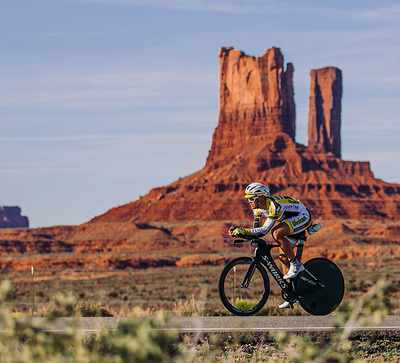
165,315,400,332
11,315,400,333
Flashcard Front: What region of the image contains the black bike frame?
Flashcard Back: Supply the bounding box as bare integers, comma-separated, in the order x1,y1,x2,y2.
245,239,323,299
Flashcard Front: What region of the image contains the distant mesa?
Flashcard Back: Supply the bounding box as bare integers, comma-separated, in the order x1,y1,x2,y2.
91,46,400,224
0,206,29,229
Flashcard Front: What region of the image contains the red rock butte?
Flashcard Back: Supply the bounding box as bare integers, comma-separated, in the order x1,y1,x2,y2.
92,46,400,224
0,207,29,229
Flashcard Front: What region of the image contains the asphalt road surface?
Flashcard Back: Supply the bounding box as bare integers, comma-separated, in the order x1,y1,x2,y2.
10,315,400,333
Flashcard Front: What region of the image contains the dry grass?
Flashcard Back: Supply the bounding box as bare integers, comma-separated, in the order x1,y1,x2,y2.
2,253,399,318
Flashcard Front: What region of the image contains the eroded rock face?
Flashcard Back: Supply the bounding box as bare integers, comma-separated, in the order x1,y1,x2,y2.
89,47,399,223
0,207,29,229
206,47,295,168
308,67,342,158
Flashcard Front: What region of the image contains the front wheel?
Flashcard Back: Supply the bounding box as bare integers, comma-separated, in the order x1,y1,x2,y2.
218,257,270,316
295,258,345,315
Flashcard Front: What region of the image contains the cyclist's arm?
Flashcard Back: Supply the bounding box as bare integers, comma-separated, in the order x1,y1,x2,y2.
230,209,275,237
247,218,275,236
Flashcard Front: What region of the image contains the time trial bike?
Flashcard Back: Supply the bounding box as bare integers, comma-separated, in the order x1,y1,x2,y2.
218,229,345,316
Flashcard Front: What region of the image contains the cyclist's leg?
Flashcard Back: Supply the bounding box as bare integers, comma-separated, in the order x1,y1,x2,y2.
272,210,312,259
271,222,295,265
271,223,296,309
278,247,290,276
273,212,313,307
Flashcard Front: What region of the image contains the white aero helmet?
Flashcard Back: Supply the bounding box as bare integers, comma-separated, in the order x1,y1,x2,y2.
244,182,270,199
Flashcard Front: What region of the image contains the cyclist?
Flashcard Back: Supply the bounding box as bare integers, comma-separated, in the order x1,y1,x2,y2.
229,182,316,309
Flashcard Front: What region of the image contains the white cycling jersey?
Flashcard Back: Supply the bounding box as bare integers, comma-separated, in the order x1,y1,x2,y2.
246,195,312,236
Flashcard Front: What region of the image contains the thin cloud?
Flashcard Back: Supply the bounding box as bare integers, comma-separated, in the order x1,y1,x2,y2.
30,30,137,38
62,0,399,19
355,3,400,21
60,0,349,15
0,69,216,109
0,132,211,177
0,132,209,142
63,0,285,13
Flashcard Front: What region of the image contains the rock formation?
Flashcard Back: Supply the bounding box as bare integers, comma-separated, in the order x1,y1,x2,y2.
90,46,400,224
0,47,400,304
0,206,29,229
207,47,295,167
308,67,342,158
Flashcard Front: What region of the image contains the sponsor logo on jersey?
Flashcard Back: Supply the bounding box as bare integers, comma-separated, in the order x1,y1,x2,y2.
292,215,307,227
284,205,299,209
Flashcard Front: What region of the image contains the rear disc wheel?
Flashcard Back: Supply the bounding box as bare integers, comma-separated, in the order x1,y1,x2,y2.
295,258,345,315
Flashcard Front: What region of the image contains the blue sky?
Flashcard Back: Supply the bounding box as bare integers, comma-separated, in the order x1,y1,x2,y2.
1,0,399,228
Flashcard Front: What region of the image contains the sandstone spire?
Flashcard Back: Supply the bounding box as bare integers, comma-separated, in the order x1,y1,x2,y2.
308,67,342,158
206,46,295,167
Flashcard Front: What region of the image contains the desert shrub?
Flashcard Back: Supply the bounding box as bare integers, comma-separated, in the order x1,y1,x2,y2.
108,291,119,299
0,280,182,362
79,304,114,317
172,294,205,317
90,314,180,362
233,300,257,311
273,278,391,362
35,294,115,318
46,292,76,319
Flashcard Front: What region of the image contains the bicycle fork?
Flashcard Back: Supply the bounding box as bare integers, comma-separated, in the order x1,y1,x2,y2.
240,261,257,288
